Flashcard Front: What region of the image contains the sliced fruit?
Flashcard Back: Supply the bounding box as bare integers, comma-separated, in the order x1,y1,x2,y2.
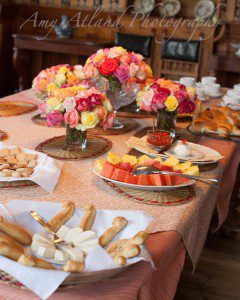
143,159,154,166
173,161,192,172
153,157,163,164
101,162,116,179
174,176,191,185
95,159,106,172
122,154,138,166
184,165,199,176
119,162,131,171
164,175,174,186
162,156,180,167
124,173,138,184
107,152,122,165
137,174,151,186
111,169,128,182
138,155,151,165
149,174,166,186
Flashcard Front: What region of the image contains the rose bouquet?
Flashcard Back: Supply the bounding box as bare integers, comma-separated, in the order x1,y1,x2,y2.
43,85,114,149
83,46,153,128
32,64,87,99
136,78,197,131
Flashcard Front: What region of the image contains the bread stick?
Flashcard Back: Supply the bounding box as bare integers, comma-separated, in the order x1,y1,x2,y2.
107,231,148,254
99,217,127,247
0,215,32,245
79,204,96,231
47,201,75,232
112,255,127,266
0,234,24,252
0,241,23,261
18,254,56,270
62,260,85,272
110,244,141,260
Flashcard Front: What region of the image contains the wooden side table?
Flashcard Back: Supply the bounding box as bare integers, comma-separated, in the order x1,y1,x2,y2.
12,33,113,91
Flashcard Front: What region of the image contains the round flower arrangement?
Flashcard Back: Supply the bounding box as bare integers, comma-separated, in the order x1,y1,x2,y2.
43,85,114,147
84,46,153,87
32,64,87,99
136,78,197,131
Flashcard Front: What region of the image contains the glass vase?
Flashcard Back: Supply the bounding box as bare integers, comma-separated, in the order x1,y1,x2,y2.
156,110,176,133
65,126,87,150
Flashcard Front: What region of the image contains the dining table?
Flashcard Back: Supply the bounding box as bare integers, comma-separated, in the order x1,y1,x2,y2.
0,90,240,300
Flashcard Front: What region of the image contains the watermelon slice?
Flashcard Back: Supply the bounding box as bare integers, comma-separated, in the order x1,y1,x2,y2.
164,175,174,186
101,162,116,179
111,169,128,182
119,162,131,172
173,175,191,185
149,174,166,186
124,173,138,184
137,174,152,186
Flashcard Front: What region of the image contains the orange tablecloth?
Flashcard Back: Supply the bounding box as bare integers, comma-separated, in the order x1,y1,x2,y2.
0,91,239,300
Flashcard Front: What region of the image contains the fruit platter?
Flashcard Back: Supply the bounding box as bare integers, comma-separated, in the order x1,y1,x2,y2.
94,152,199,191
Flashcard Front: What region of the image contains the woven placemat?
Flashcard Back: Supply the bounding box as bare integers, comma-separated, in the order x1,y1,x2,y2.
0,101,37,117
90,118,139,135
36,135,112,160
105,180,195,206
0,180,36,188
0,130,8,141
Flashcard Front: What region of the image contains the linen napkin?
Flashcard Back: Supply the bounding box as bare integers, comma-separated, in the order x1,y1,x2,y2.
0,200,154,299
0,142,63,193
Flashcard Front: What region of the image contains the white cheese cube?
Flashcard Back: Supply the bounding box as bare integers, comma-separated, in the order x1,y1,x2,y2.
63,227,83,243
55,250,69,262
77,245,97,255
37,246,56,259
56,225,70,239
72,231,97,246
32,233,53,246
31,240,55,252
59,245,84,262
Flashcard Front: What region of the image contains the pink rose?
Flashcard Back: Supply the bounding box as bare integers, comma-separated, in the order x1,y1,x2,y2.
150,83,170,96
114,65,130,84
174,90,188,102
62,97,76,110
100,113,115,130
129,63,139,77
76,97,92,112
175,82,186,91
46,111,64,127
64,109,79,128
61,83,70,88
89,93,103,107
151,93,167,110
39,101,47,115
83,63,99,78
178,100,196,114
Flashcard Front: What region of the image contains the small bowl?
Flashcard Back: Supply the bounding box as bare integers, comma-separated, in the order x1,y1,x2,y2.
147,130,175,152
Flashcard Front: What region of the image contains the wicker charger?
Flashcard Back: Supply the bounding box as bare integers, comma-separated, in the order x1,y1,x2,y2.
0,180,36,188
36,135,112,160
105,181,195,206
0,101,37,117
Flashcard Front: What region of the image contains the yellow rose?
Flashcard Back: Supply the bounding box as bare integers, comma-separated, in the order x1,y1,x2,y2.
187,86,196,94
46,97,62,111
103,99,112,112
76,111,99,131
59,66,67,74
165,95,179,112
47,82,57,93
93,52,105,64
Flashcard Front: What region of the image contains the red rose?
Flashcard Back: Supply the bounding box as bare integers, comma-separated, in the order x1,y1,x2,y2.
76,97,92,112
150,83,170,96
178,100,196,114
99,58,119,76
89,93,103,107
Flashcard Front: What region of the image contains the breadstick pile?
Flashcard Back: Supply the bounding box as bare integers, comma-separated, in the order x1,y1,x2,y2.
0,147,38,178
0,201,148,273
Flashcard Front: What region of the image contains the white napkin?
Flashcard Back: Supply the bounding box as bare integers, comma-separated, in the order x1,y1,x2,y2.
0,142,63,193
0,200,154,299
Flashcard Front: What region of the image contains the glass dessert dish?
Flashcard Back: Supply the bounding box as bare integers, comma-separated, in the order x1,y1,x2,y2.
147,130,175,152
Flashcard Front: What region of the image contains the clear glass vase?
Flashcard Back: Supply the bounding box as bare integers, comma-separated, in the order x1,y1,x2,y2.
156,110,176,133
65,126,87,150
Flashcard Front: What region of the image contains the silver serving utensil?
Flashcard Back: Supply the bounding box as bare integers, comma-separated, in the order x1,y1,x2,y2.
30,211,66,246
131,165,220,188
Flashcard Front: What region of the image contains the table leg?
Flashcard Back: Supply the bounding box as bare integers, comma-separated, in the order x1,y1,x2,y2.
13,47,30,92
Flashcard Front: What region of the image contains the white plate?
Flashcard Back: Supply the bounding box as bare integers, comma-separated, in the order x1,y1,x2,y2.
198,96,209,102
93,168,195,191
165,141,205,160
206,92,223,98
134,142,222,165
